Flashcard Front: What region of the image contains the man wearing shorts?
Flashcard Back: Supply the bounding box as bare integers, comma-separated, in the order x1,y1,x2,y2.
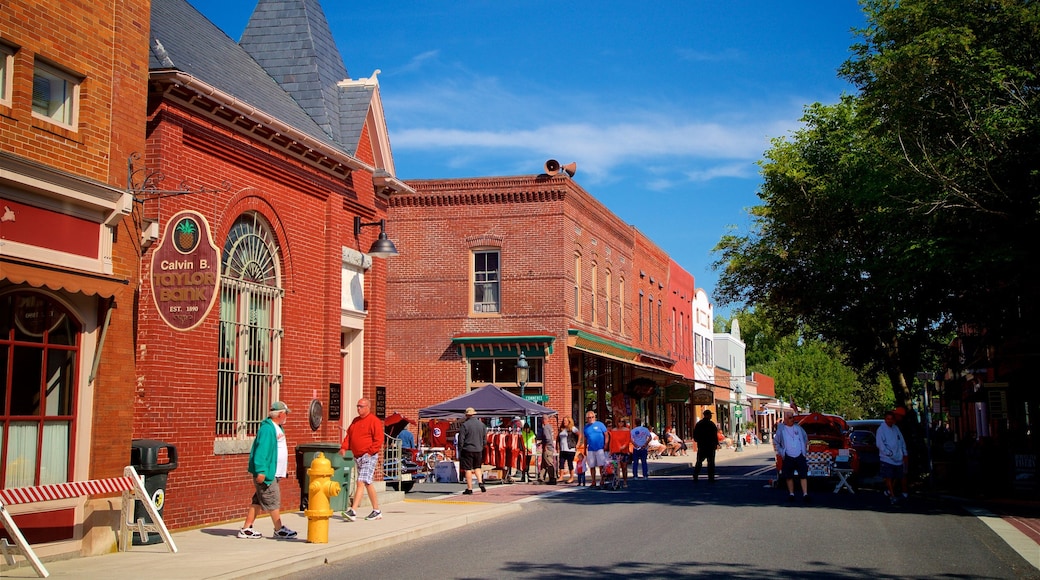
876,410,909,505
775,411,810,502
239,401,297,539
340,398,384,521
582,411,610,489
457,407,488,494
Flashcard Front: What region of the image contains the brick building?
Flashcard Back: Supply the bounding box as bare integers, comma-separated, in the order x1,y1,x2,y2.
386,173,701,436
0,0,149,557
133,0,408,530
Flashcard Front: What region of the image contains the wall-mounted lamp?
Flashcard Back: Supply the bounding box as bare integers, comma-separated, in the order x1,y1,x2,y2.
353,217,399,258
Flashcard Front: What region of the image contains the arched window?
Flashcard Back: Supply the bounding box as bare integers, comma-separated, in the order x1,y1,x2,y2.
0,291,79,487
573,252,582,320
216,212,283,438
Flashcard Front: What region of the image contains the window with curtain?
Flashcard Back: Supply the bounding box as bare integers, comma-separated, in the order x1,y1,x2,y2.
472,249,500,313
0,291,79,488
216,212,283,438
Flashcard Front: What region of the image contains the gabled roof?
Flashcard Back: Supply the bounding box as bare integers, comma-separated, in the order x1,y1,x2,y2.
150,0,411,193
149,0,336,151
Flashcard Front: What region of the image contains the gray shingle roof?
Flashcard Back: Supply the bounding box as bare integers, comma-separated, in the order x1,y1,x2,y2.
149,0,370,157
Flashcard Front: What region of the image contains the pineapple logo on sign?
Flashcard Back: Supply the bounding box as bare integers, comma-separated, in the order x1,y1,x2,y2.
174,217,200,253
149,210,220,331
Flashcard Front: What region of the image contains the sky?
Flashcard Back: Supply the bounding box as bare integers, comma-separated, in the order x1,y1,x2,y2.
190,1,868,312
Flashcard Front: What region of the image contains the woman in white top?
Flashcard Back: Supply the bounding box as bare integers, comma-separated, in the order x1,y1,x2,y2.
557,416,580,484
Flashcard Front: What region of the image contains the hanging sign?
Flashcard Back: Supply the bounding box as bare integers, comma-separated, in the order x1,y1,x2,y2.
149,210,220,331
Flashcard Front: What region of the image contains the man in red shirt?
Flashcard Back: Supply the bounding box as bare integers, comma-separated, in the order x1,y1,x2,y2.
339,398,384,521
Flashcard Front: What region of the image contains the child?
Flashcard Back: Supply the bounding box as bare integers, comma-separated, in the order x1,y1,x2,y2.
575,452,587,486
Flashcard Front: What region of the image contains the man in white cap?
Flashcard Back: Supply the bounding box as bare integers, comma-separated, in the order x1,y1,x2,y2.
457,407,487,494
239,401,296,539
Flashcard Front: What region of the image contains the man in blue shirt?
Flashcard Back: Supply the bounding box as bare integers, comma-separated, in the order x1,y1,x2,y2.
582,411,610,489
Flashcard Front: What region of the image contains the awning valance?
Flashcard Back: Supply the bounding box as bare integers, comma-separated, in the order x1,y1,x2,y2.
1,259,127,298
451,333,555,358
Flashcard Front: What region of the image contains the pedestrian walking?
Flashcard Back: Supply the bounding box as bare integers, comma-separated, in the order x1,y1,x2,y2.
582,411,610,489
239,401,297,539
339,398,384,521
692,410,719,483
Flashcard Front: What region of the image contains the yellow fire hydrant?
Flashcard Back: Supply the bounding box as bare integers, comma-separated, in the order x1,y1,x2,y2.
304,452,341,543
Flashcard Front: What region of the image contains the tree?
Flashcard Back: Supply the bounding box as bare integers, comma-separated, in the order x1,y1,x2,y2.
842,0,1040,351
714,97,951,409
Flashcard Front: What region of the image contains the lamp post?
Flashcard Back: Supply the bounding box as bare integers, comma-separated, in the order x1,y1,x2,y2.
734,382,744,453
516,353,529,399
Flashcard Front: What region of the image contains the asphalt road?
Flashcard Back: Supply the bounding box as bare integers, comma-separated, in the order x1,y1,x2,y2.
280,453,1039,579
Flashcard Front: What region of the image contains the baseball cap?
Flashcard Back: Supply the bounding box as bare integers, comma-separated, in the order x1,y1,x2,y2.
465,407,476,415
703,410,712,417
271,401,290,413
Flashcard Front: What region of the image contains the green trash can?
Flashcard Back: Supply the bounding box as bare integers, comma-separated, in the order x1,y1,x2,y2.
296,443,354,512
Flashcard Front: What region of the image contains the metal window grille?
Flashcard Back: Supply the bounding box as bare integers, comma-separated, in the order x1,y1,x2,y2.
216,214,283,438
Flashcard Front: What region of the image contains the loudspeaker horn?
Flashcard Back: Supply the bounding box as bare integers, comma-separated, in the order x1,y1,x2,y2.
560,162,577,177
544,159,561,174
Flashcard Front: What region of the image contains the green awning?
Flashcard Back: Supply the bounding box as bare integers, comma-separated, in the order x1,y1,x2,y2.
451,334,555,358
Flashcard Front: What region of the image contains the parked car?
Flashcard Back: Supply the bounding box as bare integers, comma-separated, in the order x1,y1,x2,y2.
776,413,859,479
847,419,883,478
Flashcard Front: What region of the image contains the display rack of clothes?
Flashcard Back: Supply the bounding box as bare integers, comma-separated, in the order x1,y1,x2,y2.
483,423,528,482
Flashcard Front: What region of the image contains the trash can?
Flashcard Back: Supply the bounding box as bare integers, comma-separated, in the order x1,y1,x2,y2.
129,439,178,545
295,443,353,512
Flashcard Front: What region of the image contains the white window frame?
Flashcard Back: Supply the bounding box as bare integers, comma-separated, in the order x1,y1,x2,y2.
0,44,13,107
471,248,501,315
32,60,79,129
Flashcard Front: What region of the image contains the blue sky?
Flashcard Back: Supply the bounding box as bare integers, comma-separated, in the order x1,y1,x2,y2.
191,1,867,311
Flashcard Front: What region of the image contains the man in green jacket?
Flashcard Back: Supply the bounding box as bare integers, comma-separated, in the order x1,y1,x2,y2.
239,401,297,539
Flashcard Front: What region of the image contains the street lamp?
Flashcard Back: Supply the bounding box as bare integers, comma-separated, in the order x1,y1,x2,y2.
516,353,529,398
734,382,744,453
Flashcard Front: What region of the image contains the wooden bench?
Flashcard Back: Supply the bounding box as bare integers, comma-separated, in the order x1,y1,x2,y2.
0,466,177,578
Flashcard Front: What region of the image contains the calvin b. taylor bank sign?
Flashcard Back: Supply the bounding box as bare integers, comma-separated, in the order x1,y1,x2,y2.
149,210,220,331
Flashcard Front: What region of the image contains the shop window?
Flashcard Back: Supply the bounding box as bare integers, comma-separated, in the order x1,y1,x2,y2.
469,357,543,388
216,212,283,439
472,249,500,314
0,291,79,488
32,61,79,128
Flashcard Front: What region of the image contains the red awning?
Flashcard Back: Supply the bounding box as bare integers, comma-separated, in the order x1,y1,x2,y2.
1,260,127,298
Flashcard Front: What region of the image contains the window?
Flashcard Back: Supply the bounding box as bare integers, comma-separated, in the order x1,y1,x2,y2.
32,61,78,128
0,44,13,107
618,277,625,334
0,291,79,488
638,290,644,341
590,263,598,324
573,252,581,319
473,250,500,313
217,213,283,438
604,270,612,330
469,356,543,387
657,300,663,347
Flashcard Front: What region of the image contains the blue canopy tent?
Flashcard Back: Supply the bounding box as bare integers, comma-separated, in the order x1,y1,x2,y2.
418,384,556,419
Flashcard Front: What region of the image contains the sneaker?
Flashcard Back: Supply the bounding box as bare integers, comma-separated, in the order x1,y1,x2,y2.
342,508,357,522
365,510,383,521
237,527,263,539
274,526,297,539
479,483,487,493
462,489,473,495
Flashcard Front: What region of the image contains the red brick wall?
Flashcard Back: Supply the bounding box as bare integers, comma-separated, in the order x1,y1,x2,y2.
386,177,636,425
668,261,696,379
631,231,672,359
134,99,386,529
0,0,149,481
